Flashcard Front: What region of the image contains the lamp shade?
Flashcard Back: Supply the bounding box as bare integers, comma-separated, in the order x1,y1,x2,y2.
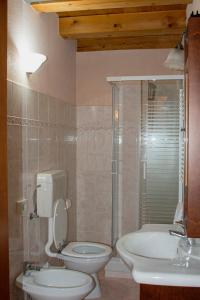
20,52,47,74
164,48,184,71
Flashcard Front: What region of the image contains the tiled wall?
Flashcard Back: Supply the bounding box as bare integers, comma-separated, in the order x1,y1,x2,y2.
76,106,112,245
7,81,77,300
76,84,141,244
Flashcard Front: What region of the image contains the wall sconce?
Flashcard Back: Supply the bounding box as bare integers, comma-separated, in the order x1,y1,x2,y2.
164,32,184,71
20,51,47,74
164,46,184,71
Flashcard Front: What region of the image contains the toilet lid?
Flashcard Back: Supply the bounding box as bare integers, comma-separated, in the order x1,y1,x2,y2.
53,199,68,250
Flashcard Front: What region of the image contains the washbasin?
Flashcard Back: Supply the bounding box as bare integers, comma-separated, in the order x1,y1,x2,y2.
123,231,179,260
116,224,200,287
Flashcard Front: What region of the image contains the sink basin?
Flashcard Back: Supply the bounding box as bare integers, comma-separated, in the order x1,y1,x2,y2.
116,224,200,287
123,231,179,260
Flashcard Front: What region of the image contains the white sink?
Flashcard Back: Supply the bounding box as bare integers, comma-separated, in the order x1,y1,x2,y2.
123,231,179,259
116,224,200,287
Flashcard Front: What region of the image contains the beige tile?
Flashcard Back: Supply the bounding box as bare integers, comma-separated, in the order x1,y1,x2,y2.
97,276,139,300
7,83,77,290
48,128,58,170
8,194,23,252
56,100,66,125
27,126,39,174
7,125,22,162
77,231,96,242
25,88,39,120
49,96,57,124
39,218,48,263
76,106,113,244
95,212,112,236
77,212,97,233
28,218,41,261
38,127,50,172
11,83,26,117
38,93,49,122
9,251,24,300
7,80,13,116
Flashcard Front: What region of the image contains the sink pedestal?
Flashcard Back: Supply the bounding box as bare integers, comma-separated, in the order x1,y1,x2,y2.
140,284,200,300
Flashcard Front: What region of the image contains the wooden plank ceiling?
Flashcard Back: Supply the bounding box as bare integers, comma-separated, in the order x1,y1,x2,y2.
32,0,192,51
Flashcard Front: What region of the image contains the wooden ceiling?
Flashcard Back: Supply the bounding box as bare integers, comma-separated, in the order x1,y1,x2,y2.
32,0,192,51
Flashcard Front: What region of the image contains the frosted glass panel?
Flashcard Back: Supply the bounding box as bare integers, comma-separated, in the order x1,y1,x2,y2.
140,80,184,225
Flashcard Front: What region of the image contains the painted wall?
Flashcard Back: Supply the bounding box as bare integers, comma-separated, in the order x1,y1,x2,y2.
8,0,76,103
76,49,180,106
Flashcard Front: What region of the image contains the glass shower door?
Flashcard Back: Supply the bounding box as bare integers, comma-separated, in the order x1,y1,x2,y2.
140,80,184,225
111,77,184,246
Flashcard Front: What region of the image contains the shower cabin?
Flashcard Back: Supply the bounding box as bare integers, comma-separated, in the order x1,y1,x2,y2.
110,75,184,246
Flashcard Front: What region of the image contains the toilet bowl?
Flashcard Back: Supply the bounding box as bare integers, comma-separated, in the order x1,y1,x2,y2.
45,198,112,299
60,242,112,299
16,268,94,300
61,242,112,274
36,171,112,299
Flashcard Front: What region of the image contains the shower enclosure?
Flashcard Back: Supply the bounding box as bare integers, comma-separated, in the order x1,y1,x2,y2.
110,75,184,247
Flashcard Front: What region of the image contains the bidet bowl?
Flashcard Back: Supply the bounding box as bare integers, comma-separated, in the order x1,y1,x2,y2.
16,268,94,300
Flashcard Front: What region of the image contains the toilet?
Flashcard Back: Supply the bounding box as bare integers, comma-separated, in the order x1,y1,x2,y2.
37,170,112,299
16,268,94,300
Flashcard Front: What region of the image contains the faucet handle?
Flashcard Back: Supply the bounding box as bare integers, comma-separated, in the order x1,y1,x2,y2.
175,220,184,225
175,220,186,235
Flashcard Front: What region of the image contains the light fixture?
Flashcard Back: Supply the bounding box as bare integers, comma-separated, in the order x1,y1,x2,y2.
20,51,47,74
164,46,184,71
164,33,184,71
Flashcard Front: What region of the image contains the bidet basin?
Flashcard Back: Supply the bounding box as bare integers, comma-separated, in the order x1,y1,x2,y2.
16,268,94,300
116,224,200,287
33,269,91,288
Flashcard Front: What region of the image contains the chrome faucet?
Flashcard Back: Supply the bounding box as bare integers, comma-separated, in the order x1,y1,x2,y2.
23,262,42,275
169,221,195,246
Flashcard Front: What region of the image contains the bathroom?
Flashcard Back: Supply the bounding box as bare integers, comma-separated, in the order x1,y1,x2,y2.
1,0,200,300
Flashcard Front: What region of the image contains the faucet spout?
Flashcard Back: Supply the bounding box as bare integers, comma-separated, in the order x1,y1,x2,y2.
169,230,195,247
169,229,186,238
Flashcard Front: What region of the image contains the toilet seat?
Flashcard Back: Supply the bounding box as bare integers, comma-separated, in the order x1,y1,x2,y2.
62,242,112,259
53,199,68,251
51,200,112,260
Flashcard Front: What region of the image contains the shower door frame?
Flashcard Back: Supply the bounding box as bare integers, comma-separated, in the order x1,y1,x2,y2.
0,1,9,299
108,74,184,245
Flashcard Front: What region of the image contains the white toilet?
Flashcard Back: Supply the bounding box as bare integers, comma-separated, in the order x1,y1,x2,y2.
37,170,112,299
16,268,94,300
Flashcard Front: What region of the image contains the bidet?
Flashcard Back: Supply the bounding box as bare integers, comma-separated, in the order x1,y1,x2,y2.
16,268,95,300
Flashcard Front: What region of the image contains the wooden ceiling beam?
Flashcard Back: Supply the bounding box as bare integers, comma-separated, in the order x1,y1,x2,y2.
32,0,192,13
58,4,187,17
77,34,181,51
59,10,186,39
